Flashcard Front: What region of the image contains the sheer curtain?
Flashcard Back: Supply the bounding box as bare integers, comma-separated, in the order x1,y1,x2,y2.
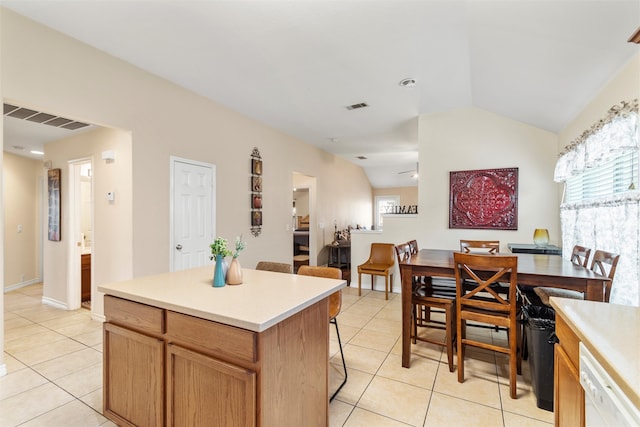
555,100,639,306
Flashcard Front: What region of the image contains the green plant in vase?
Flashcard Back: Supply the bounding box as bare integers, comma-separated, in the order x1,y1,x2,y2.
210,237,232,287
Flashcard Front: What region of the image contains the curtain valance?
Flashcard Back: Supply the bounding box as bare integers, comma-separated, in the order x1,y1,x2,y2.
554,99,639,182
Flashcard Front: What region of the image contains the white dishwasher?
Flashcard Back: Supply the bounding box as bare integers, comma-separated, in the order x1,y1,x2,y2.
579,342,640,427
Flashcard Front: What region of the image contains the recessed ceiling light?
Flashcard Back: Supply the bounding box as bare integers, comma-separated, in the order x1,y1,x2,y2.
30,150,44,155
399,78,416,87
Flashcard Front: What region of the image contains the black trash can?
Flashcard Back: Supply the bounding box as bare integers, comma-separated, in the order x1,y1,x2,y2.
523,304,556,411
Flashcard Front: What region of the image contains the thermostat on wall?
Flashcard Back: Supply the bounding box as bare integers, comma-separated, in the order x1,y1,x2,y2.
106,191,115,201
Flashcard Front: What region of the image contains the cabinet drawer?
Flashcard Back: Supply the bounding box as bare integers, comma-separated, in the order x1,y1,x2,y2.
166,311,257,364
556,315,579,367
104,296,164,336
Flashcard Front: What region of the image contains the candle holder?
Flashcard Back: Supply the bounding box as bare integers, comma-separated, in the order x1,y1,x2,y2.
533,229,550,247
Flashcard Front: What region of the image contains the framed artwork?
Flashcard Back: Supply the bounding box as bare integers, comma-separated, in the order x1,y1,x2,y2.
251,176,262,192
252,194,262,209
251,210,262,227
449,167,518,230
252,158,262,175
48,168,61,241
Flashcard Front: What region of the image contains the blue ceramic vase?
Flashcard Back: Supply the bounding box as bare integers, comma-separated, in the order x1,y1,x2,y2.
213,256,226,287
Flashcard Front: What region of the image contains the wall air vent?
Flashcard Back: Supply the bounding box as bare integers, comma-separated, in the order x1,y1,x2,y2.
3,103,90,131
346,102,369,110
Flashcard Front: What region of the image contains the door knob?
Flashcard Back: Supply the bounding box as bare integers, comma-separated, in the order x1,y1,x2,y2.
176,244,182,250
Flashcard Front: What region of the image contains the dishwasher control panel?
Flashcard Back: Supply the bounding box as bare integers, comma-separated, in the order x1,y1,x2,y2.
579,342,639,427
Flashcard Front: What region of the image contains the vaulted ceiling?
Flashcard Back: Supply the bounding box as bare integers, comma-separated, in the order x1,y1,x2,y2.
2,1,639,187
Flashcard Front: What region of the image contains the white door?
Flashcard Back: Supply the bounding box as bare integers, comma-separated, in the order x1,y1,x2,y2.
171,158,215,271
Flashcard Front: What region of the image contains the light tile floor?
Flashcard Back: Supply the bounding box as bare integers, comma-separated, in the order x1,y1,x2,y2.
2,283,554,426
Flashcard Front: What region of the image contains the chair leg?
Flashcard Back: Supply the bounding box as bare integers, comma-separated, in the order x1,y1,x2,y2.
330,318,347,402
411,304,418,344
384,275,388,300
457,319,465,383
358,272,362,296
445,304,455,372
509,325,518,399
371,274,374,291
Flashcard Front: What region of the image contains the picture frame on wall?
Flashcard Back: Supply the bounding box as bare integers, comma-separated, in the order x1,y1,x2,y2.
252,194,262,209
252,176,262,192
449,167,518,230
48,168,62,241
251,210,262,227
252,158,262,175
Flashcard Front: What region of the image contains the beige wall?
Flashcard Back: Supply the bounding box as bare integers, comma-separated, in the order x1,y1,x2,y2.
2,152,42,289
0,9,372,316
373,187,418,207
559,53,640,151
415,107,559,251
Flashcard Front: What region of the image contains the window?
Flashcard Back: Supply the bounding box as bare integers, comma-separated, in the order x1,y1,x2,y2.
374,196,400,230
565,151,638,203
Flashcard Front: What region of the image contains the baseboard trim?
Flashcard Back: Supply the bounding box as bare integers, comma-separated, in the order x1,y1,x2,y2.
41,296,68,310
4,279,42,293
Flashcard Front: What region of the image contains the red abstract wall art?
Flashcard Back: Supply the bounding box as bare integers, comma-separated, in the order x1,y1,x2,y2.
449,168,518,230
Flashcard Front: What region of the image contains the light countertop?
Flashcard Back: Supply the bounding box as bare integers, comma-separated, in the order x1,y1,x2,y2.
98,266,346,332
550,297,640,409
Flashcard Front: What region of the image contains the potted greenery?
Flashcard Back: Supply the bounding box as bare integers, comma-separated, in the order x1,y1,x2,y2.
210,237,232,287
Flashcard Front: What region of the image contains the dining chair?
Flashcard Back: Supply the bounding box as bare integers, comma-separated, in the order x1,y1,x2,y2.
296,265,346,401
534,249,619,304
357,243,395,300
454,252,521,399
396,244,456,372
460,239,500,254
569,244,592,268
255,261,293,274
459,239,509,314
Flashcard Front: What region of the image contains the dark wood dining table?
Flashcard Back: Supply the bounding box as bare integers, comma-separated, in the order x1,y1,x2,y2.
399,249,610,368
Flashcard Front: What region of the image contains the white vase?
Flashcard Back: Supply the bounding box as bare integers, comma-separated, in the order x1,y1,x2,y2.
226,258,243,285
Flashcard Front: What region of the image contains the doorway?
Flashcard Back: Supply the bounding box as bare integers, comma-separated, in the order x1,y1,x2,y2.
68,159,93,311
292,172,316,272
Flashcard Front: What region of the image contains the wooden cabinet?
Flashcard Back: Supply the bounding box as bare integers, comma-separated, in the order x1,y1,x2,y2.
103,294,329,427
103,323,164,427
167,344,256,427
554,314,585,427
81,253,91,300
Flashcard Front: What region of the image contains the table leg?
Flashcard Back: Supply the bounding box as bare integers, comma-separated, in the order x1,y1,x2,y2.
585,278,605,302
401,266,412,368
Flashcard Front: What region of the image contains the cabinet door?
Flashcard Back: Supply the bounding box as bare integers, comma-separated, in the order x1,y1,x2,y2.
104,323,164,427
554,344,585,427
167,344,256,427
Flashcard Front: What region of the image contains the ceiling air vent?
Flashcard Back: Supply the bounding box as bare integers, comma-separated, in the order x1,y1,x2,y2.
356,156,367,160
3,103,90,131
346,102,369,111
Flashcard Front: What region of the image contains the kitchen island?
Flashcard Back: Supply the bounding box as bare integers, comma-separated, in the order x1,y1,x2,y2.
99,266,346,427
